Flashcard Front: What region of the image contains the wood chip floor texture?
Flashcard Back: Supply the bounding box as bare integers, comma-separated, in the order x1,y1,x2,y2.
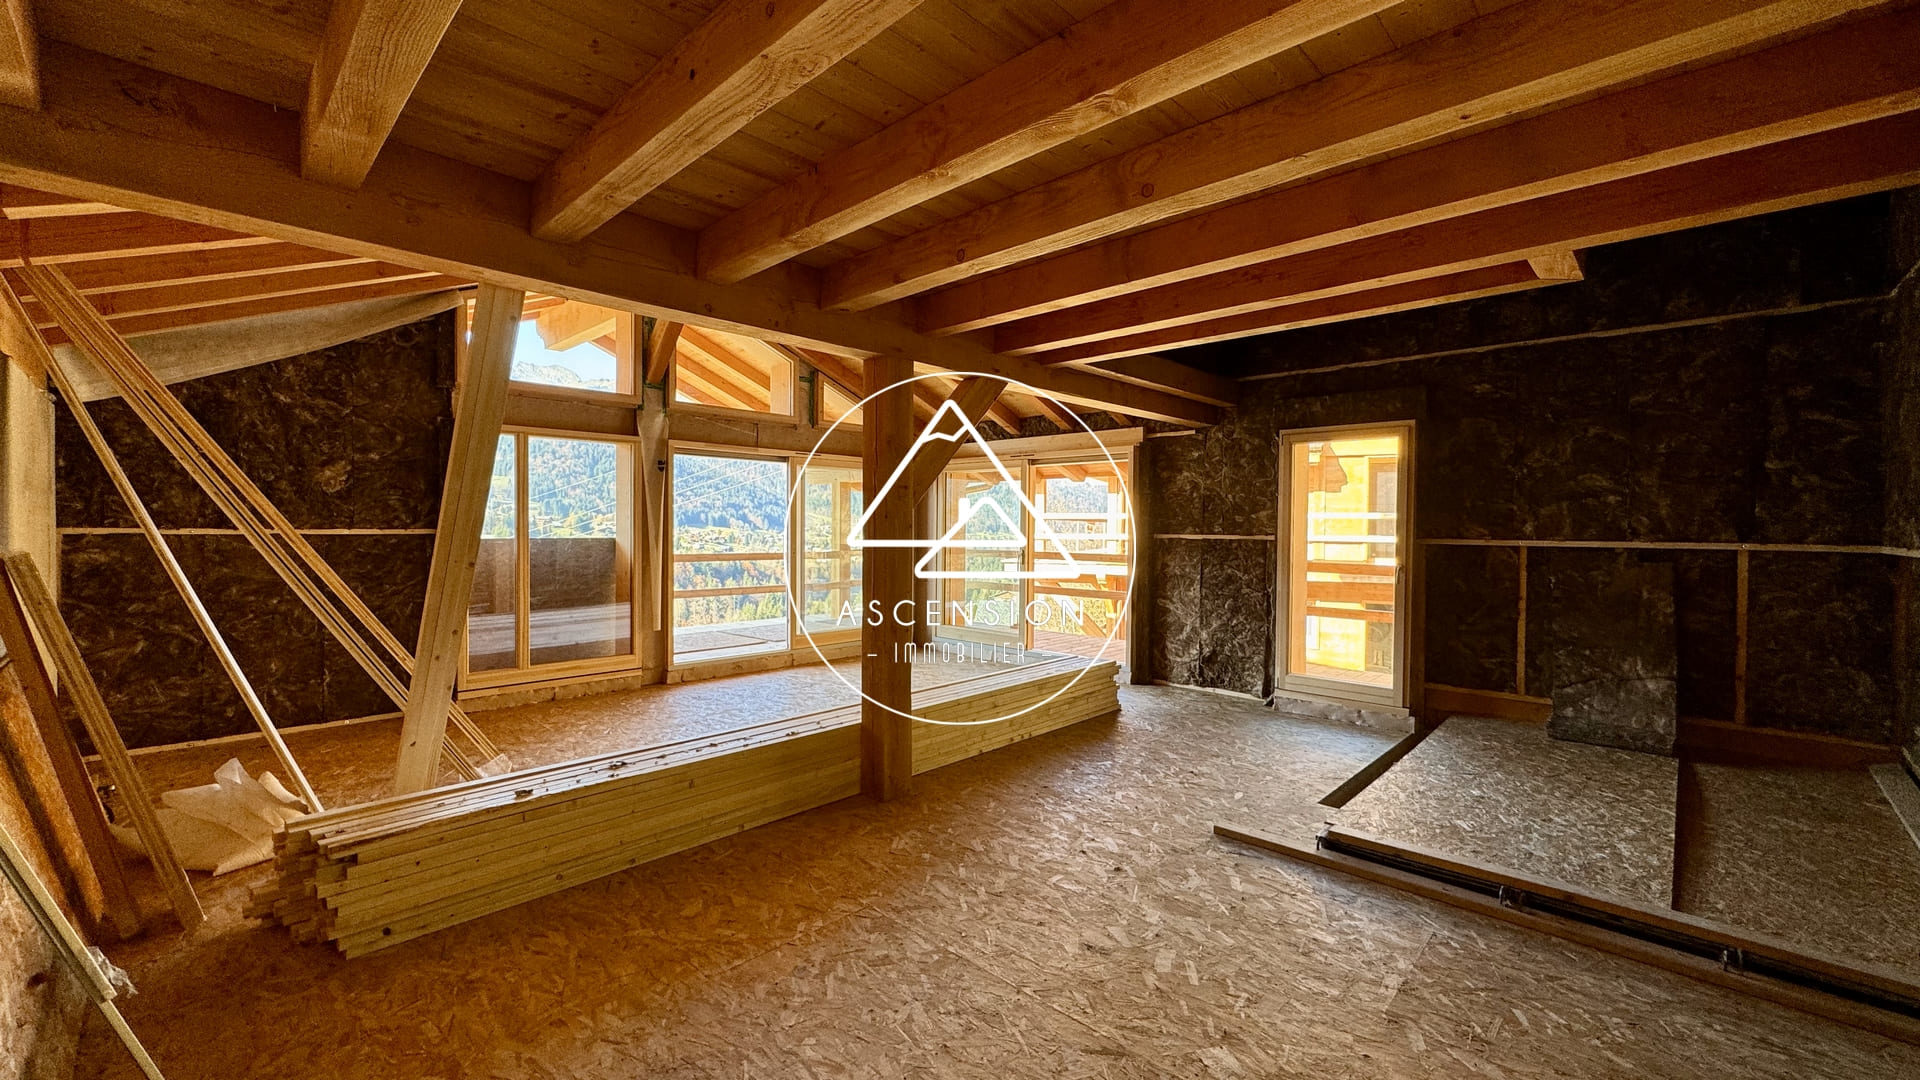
75,685,1920,1079
1679,762,1920,984
1334,715,1680,907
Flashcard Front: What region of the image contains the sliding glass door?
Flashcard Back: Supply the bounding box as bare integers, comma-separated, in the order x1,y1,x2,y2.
668,452,791,664
465,432,637,684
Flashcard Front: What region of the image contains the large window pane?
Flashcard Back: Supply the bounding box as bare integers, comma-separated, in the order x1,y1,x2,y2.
672,328,796,415
526,437,633,666
934,467,1025,642
1030,460,1129,659
508,299,632,394
467,435,518,672
671,453,790,663
801,464,861,640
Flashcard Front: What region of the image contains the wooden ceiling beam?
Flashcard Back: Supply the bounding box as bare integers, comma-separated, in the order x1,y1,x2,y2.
303,0,465,188
0,44,1213,425
15,261,439,327
533,300,618,351
1039,263,1556,367
916,7,1920,335
675,328,773,408
33,273,469,347
0,212,277,266
41,243,371,295
532,0,923,244
1006,112,1920,358
644,319,683,386
0,184,127,220
824,0,1881,311
695,0,1397,283
674,355,757,411
1085,355,1237,408
0,0,35,109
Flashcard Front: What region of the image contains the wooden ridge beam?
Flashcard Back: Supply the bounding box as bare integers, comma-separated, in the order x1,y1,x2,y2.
304,0,465,188
396,285,522,795
916,7,1920,335
16,262,441,327
0,0,35,109
1014,113,1920,361
33,273,471,347
696,0,1398,282
533,0,923,243
823,0,1881,311
1031,263,1571,366
0,211,276,266
0,43,1213,425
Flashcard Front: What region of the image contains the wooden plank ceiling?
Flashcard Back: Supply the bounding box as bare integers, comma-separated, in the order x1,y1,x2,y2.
1,0,1916,426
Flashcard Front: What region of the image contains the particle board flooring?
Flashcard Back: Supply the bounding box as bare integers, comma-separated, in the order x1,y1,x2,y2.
71,686,1920,1079
1333,715,1680,907
1677,762,1920,984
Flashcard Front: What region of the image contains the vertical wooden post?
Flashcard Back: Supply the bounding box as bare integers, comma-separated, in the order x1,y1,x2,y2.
862,354,914,800
1734,548,1750,726
1126,440,1151,684
394,285,524,794
1515,546,1529,697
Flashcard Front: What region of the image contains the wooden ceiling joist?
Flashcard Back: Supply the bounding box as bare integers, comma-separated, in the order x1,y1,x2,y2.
303,0,465,188
675,328,773,408
533,300,618,352
531,0,924,244
0,184,127,220
1038,262,1558,367
674,355,758,411
0,0,35,109
0,43,1216,424
0,211,278,266
47,243,371,296
694,0,1399,283
13,262,440,329
1011,111,1920,360
915,7,1920,335
822,0,1882,311
33,273,469,348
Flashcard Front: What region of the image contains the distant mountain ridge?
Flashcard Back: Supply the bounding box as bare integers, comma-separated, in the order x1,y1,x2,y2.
513,362,614,391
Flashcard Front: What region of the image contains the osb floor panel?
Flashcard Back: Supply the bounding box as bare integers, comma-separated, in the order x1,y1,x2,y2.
1679,762,1920,983
73,686,1920,1079
1334,716,1680,907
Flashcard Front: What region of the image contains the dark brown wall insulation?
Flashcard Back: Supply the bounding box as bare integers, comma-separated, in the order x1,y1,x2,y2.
53,314,455,749
1888,190,1920,758
1150,193,1915,746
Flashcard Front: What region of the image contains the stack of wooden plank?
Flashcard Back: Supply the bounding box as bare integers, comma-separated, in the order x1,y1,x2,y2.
252,658,1117,956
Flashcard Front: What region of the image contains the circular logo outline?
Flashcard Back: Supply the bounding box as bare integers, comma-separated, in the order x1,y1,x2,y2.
782,372,1135,726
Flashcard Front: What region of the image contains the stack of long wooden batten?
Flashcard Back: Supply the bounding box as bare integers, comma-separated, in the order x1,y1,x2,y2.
19,264,500,780
254,657,1120,956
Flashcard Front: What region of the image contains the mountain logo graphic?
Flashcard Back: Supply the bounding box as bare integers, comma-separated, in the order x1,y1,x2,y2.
848,397,1085,582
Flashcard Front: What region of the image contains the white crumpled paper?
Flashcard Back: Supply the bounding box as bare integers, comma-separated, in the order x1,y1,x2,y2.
111,758,308,875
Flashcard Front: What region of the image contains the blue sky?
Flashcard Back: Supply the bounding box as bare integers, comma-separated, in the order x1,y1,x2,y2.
510,319,617,385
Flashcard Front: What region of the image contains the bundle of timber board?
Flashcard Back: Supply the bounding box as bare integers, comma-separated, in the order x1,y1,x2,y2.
252,657,1117,956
